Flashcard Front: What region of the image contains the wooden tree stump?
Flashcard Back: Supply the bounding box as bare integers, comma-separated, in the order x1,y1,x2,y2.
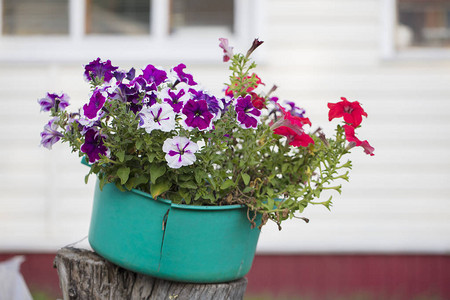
54,247,248,300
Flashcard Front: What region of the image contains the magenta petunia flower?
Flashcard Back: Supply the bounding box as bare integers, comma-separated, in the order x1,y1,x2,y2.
234,95,261,129
162,136,198,169
182,99,214,131
84,58,118,84
172,63,197,86
40,118,63,149
159,87,189,113
80,128,110,163
38,92,70,112
141,64,167,86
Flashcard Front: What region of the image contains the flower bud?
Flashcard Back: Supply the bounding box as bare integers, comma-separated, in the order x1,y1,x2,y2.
246,38,264,58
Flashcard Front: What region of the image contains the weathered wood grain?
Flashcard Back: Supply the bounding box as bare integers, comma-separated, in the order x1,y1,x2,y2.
54,247,247,300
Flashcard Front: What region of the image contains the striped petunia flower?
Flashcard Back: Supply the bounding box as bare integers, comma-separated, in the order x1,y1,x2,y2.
162,136,198,169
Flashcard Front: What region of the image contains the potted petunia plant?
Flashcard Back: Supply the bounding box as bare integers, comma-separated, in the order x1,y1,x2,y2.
38,38,374,282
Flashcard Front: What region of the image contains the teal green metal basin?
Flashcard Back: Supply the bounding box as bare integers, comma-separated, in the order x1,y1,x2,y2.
88,181,262,283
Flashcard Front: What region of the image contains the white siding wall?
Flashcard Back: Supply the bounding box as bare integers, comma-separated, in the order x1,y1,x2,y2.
1,0,449,253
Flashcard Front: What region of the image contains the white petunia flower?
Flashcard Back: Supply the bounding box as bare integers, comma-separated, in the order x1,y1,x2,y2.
138,102,176,133
162,136,198,169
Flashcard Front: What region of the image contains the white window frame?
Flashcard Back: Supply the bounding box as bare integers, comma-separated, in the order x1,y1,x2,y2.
381,0,450,60
0,0,265,63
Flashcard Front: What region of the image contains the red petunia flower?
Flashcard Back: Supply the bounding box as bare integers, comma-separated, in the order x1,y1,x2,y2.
250,92,266,109
328,97,367,128
343,125,375,156
343,124,361,145
277,103,311,127
360,140,375,156
271,103,314,147
273,126,314,147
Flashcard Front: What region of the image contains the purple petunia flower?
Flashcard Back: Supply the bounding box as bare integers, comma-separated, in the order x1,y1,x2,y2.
171,64,197,86
113,68,136,82
40,118,64,149
83,88,107,120
142,64,167,86
162,136,198,169
38,92,70,112
285,101,306,118
84,58,118,84
189,89,224,119
142,83,159,107
78,110,105,129
182,99,214,131
159,87,189,113
80,128,110,163
235,95,261,129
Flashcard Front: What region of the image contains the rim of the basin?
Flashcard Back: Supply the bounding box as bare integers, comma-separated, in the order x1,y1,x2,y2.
130,187,245,211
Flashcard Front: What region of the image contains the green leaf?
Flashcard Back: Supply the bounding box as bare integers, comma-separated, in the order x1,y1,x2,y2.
116,150,125,162
149,164,166,184
125,175,149,190
136,139,143,150
203,193,216,203
150,180,172,199
179,188,192,204
179,173,193,182
194,171,205,184
117,167,130,185
267,198,275,209
99,176,107,190
243,186,254,193
115,182,126,192
178,181,197,189
241,173,250,186
148,153,157,163
220,179,235,190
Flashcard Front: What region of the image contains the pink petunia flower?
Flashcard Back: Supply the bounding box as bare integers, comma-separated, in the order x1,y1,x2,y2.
219,38,234,62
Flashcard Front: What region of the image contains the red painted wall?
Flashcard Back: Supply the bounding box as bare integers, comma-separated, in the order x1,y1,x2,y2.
246,254,450,299
0,253,61,299
1,253,449,299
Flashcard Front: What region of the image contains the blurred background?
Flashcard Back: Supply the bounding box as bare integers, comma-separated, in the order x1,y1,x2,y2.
1,0,450,299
